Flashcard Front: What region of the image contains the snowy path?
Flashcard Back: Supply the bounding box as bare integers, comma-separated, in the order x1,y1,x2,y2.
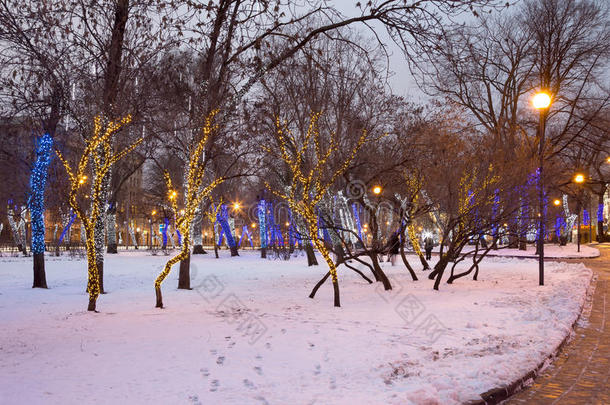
507,244,610,404
0,251,592,404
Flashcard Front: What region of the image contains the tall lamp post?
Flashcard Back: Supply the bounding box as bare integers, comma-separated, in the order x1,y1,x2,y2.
533,91,551,286
574,173,586,252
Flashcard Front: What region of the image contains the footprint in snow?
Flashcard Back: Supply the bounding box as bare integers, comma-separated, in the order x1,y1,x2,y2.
188,395,202,405
210,349,217,355
265,343,271,350
210,380,220,392
255,354,263,360
243,379,255,389
216,356,225,365
254,366,263,376
200,368,210,378
329,376,337,390
254,395,270,405
313,364,321,376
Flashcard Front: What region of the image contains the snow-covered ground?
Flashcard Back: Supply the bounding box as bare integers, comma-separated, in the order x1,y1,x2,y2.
438,243,599,259
0,250,593,404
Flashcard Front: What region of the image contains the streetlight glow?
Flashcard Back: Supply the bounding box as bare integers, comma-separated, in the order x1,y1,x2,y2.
553,199,561,206
574,173,585,183
372,186,382,195
233,202,240,210
532,92,551,109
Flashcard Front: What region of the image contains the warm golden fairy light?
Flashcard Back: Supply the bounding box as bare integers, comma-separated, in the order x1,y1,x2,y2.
268,112,371,307
155,110,225,309
285,222,290,226
372,186,382,195
152,210,157,215
251,222,256,228
233,202,240,210
56,113,139,311
532,92,551,109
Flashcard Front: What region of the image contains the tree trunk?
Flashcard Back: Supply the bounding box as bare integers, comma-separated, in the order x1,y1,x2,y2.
418,253,430,270
432,257,449,290
192,244,206,254
229,244,239,256
155,285,163,308
97,261,105,294
178,252,191,289
332,279,340,307
106,211,117,253
399,238,418,281
370,253,392,290
32,253,48,288
305,244,317,265
191,210,206,254
261,246,267,258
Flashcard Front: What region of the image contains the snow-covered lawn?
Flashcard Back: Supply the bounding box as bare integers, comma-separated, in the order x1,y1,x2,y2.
0,250,592,404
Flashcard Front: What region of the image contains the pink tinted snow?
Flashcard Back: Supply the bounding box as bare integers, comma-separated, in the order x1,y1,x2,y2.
0,250,592,404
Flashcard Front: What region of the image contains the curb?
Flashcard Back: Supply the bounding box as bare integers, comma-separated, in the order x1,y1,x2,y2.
465,269,596,405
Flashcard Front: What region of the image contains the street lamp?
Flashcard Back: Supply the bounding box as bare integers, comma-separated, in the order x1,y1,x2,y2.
533,90,552,286
573,173,587,252
553,199,561,206
372,185,382,195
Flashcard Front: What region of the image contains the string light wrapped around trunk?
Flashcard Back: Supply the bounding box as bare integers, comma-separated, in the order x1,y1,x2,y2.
56,114,141,311
265,112,371,307
154,111,225,308
28,133,53,255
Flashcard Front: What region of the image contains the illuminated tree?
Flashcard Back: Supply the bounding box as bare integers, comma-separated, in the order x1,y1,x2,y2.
155,112,224,308
56,115,141,311
268,113,370,307
28,133,53,288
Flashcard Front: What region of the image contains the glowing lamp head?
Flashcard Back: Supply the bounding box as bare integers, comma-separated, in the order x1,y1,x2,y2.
251,223,256,228
574,173,585,184
179,209,185,216
553,199,561,206
532,92,551,109
233,202,240,210
372,186,382,195
606,156,610,164
169,190,177,199
151,210,157,216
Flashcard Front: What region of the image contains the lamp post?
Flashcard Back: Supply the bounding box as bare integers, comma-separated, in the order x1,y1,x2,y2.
574,173,585,252
533,91,551,286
